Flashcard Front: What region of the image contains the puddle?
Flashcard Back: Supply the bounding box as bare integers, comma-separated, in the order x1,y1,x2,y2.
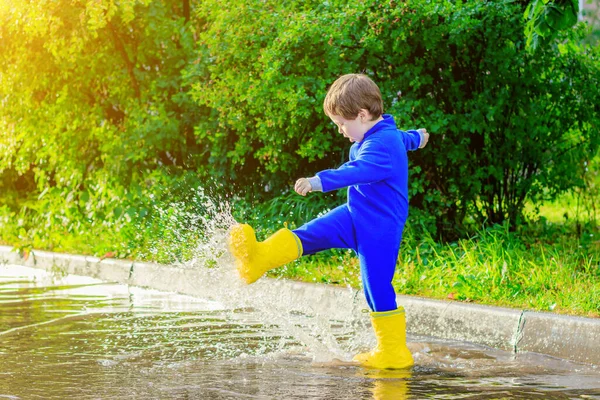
1,264,599,399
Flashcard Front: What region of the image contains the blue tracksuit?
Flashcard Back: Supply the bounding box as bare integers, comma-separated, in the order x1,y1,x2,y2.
293,115,421,312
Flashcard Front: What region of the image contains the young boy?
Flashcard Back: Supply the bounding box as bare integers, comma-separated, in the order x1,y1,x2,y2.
229,73,428,369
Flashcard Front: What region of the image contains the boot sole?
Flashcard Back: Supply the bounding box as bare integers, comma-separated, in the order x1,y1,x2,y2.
229,224,255,261
228,224,259,283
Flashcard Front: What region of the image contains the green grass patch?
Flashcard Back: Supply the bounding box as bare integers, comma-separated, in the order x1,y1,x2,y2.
1,185,598,318
268,187,600,318
270,220,600,318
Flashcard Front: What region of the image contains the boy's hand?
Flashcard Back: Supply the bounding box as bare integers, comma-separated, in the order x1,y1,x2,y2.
294,178,312,196
418,128,429,148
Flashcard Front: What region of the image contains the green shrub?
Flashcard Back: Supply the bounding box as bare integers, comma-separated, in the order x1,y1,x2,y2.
190,0,600,238
0,0,204,223
0,0,212,257
1,0,599,253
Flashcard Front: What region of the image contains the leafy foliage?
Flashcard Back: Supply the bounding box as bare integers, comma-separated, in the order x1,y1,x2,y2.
524,0,580,51
189,0,350,197
0,0,209,256
189,0,600,237
1,0,599,254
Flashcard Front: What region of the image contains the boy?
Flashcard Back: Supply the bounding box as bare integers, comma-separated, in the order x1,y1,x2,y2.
229,73,428,369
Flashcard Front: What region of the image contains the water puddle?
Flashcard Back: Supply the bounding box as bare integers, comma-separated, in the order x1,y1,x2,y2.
1,264,599,399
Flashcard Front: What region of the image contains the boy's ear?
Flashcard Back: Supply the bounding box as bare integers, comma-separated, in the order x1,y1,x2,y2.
357,109,368,122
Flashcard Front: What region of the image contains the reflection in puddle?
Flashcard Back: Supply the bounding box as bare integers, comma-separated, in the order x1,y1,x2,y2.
1,265,599,399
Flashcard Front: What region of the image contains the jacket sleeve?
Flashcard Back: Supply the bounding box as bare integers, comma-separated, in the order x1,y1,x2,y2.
316,139,393,192
399,129,422,151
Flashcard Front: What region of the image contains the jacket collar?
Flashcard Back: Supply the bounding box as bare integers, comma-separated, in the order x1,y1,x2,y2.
361,114,396,142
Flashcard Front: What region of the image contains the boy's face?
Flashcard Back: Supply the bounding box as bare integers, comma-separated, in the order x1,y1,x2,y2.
329,113,369,143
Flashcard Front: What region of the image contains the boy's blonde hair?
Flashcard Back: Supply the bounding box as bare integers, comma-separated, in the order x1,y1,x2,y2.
323,73,383,120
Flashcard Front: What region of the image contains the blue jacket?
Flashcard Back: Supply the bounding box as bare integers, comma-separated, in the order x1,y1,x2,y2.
316,115,419,245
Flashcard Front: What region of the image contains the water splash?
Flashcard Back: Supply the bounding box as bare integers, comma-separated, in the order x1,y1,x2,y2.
136,187,372,362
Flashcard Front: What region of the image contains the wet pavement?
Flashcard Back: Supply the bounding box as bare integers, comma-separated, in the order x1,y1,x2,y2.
1,264,599,399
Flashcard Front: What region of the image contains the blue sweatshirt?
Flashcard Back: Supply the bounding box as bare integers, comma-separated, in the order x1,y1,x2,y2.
316,114,415,245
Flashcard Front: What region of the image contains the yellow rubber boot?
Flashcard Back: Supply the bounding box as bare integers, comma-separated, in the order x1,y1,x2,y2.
228,224,303,284
353,307,414,369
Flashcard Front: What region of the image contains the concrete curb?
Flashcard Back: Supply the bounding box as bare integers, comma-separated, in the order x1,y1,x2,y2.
1,245,598,366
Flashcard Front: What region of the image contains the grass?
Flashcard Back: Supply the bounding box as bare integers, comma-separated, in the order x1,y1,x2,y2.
397,222,598,316
271,221,599,317
1,186,598,318
270,192,600,318
524,191,599,225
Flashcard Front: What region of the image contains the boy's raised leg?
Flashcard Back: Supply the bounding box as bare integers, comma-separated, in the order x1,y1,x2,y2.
228,224,303,284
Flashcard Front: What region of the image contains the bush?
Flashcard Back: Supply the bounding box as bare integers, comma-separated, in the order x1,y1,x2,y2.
0,0,204,221
190,0,600,238
0,0,213,257
1,0,599,251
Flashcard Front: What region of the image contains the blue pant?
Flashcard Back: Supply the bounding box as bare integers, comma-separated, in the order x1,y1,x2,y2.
293,205,400,312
